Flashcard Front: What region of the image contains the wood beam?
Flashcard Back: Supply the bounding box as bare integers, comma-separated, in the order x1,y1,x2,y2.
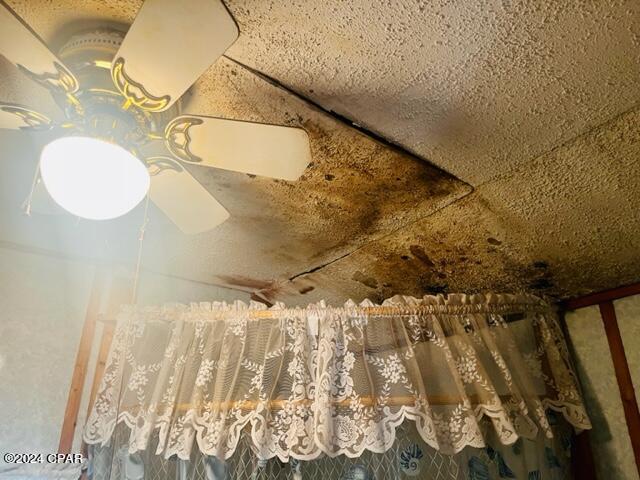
84,322,115,421
563,282,640,310
571,431,597,480
58,268,105,454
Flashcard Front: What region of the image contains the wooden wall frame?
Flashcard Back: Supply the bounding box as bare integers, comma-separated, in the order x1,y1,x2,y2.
58,268,133,456
561,281,640,478
562,282,640,310
57,268,105,454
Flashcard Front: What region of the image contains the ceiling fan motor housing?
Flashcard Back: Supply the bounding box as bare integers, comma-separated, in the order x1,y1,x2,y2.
55,29,181,150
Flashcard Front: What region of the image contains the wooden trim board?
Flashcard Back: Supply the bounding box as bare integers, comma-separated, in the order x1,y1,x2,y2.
58,268,104,454
563,282,640,310
599,301,640,476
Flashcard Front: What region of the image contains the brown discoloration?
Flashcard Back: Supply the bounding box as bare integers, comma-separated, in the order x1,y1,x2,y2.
217,275,275,291
299,285,315,294
529,278,554,290
271,193,570,303
250,292,273,307
131,57,470,288
422,284,448,295
409,245,436,268
352,271,378,289
0,1,638,308
216,275,285,304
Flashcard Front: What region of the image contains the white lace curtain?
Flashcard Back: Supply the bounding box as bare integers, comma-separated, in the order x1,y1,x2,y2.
84,294,591,463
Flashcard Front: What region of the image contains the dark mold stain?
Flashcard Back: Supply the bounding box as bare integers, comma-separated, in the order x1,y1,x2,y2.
423,284,448,294
409,245,436,267
352,271,379,289
533,261,549,269
299,285,315,294
529,278,554,290
401,255,410,260
250,292,273,307
291,119,462,252
373,292,387,304
487,237,502,246
246,173,256,178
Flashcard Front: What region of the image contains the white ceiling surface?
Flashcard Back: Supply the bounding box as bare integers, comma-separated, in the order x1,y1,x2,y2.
224,0,640,185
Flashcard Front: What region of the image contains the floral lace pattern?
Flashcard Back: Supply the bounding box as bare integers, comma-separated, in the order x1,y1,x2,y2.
84,294,591,461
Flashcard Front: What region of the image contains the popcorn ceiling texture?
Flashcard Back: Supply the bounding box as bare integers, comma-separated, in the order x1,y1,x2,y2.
224,0,640,185
1,0,639,304
274,107,640,304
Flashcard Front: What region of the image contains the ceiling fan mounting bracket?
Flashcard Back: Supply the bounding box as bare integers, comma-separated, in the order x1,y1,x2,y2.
49,28,182,148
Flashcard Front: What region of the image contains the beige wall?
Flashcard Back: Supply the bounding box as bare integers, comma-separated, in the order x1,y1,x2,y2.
565,302,640,480
0,246,249,455
0,247,94,454
615,295,640,405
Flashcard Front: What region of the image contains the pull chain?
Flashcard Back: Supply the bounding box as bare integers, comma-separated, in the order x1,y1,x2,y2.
22,162,41,216
131,192,151,304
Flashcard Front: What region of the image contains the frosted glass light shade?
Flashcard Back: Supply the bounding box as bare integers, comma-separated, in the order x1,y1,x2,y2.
40,136,150,220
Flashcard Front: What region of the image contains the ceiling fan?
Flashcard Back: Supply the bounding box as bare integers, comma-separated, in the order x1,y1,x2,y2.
0,0,312,234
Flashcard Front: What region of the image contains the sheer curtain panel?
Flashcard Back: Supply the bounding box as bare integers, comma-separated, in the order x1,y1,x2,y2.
84,293,590,467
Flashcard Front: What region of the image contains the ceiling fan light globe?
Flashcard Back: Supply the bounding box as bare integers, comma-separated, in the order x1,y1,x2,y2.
39,136,150,220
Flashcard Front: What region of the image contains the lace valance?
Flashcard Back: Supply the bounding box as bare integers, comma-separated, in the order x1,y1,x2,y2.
84,294,591,461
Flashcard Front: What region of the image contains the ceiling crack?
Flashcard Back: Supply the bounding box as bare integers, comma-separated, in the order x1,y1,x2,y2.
475,101,640,189
222,54,478,286
288,250,354,282
283,185,475,283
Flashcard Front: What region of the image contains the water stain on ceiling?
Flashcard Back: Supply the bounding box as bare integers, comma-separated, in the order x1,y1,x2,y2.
0,0,639,304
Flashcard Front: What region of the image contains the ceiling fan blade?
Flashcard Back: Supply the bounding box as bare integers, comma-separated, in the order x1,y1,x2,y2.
165,116,311,181
112,0,238,112
147,157,230,234
0,103,51,130
0,1,78,96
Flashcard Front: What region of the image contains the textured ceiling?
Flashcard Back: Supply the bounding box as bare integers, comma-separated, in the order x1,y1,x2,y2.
273,107,640,305
1,0,639,304
224,0,640,185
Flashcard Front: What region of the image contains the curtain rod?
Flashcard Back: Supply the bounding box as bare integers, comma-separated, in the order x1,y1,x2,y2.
97,303,547,322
